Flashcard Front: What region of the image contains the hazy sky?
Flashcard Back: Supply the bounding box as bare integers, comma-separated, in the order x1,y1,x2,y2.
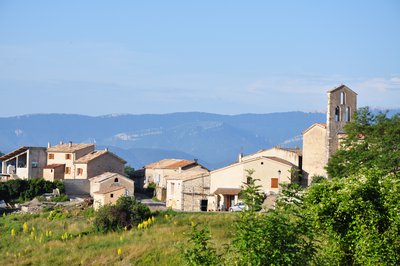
0,1,399,117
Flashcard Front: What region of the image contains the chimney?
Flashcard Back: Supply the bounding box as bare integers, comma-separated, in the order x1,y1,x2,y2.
238,153,243,163
60,141,63,145
105,148,108,152
178,167,182,174
194,158,198,164
69,141,72,147
47,142,51,148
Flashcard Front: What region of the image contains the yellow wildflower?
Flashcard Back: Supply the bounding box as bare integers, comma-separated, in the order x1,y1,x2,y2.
23,222,29,233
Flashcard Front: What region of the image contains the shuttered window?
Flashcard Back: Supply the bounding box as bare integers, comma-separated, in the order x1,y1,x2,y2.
271,178,279,188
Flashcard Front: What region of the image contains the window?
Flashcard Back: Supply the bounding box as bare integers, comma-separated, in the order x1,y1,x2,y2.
345,106,351,122
261,162,264,165
335,106,340,122
77,168,83,176
271,178,279,188
32,162,38,168
65,167,71,174
65,154,71,160
340,92,346,104
48,153,54,160
110,193,114,198
114,178,119,183
171,182,175,194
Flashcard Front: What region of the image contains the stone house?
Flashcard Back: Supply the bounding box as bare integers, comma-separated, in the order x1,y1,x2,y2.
209,154,298,211
144,159,203,201
43,142,126,181
0,146,47,181
302,85,357,185
93,186,126,211
89,172,134,197
165,165,210,211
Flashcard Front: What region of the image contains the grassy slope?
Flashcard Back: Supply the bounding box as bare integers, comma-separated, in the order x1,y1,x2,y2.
0,209,235,265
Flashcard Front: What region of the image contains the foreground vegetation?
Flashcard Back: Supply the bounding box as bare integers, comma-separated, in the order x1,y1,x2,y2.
0,208,235,265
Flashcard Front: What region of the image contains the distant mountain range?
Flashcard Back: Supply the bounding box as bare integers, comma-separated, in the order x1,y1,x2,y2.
0,110,397,170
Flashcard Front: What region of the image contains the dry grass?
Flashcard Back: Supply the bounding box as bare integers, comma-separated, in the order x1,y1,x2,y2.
0,210,236,265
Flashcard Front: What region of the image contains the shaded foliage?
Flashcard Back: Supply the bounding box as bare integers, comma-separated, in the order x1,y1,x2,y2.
0,178,64,202
326,107,400,178
93,196,151,233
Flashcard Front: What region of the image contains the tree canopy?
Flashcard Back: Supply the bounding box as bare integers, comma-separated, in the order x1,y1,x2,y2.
326,107,400,178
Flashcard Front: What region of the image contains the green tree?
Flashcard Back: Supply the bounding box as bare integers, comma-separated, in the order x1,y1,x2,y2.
232,170,315,265
124,165,135,179
183,224,221,266
305,168,400,265
326,107,400,178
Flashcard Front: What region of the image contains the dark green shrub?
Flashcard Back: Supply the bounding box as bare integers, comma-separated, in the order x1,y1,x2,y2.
93,197,151,233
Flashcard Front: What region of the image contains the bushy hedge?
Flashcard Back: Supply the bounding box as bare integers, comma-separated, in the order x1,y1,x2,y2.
93,196,151,233
0,178,64,202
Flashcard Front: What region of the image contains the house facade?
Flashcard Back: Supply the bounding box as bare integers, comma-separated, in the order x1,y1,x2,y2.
93,186,127,211
43,142,95,181
144,159,201,201
165,165,210,211
43,142,126,182
89,172,134,197
209,155,298,211
0,146,47,181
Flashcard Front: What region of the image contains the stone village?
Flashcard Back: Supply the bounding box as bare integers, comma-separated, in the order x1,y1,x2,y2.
0,85,357,212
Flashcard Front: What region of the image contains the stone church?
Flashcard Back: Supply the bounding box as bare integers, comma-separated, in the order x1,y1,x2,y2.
302,84,357,185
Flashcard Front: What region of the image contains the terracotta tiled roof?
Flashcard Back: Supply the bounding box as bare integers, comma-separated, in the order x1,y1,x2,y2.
75,150,126,164
93,186,125,195
75,150,107,163
213,188,241,195
44,164,65,169
165,165,209,181
145,159,196,169
47,143,94,153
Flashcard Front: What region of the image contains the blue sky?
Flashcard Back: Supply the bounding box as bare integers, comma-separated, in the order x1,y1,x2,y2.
0,1,399,116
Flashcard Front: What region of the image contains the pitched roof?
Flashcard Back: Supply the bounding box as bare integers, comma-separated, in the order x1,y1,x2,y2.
302,123,326,135
327,84,358,95
93,186,126,195
165,165,210,181
145,159,196,169
0,146,46,161
47,143,94,153
264,156,295,167
75,150,127,164
213,188,241,195
243,146,302,159
89,172,133,184
211,156,295,174
44,164,65,169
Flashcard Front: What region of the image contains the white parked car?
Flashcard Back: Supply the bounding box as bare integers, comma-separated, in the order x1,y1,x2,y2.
229,202,247,212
